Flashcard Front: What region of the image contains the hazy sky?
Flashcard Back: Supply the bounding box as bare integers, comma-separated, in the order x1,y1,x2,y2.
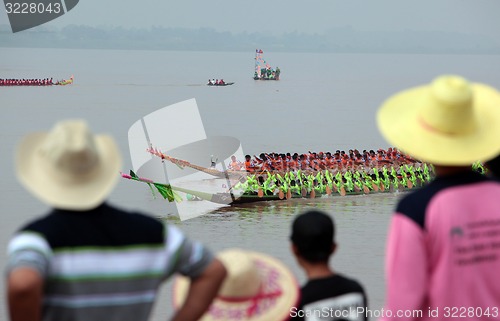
1,0,500,37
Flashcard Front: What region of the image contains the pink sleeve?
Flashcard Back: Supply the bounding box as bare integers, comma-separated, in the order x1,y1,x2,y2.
380,213,428,321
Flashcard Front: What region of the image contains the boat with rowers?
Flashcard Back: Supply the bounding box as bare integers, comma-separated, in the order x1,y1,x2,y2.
207,79,234,86
122,147,436,205
0,75,73,86
122,164,429,205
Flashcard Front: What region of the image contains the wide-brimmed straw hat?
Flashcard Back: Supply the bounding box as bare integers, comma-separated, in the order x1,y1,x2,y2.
173,248,299,321
15,119,122,210
377,75,500,165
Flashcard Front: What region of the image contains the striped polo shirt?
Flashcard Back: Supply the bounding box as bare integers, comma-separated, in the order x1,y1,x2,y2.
5,203,213,321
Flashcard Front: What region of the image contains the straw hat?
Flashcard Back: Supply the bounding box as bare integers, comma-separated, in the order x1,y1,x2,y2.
15,119,122,210
173,249,299,321
377,75,500,165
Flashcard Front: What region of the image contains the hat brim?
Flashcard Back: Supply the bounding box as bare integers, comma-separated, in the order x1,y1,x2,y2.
173,251,299,321
15,132,122,210
377,83,500,165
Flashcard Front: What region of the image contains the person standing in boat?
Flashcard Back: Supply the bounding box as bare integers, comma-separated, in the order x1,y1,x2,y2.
228,155,243,171
377,75,500,321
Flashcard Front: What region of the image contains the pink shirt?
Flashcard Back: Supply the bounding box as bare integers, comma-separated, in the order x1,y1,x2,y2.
381,172,500,321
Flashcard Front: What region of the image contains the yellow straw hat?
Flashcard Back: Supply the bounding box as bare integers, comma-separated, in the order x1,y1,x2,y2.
15,119,122,210
377,75,500,165
173,248,300,321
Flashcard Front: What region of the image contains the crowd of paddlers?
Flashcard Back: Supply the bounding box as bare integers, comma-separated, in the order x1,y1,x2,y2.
147,146,488,199
218,148,432,197
0,78,54,86
225,148,485,197
229,161,434,197
228,148,418,173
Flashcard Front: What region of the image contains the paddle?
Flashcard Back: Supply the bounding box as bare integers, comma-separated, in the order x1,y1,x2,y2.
258,188,264,198
278,190,284,199
325,185,332,195
363,185,370,194
371,182,379,192
379,182,385,192
286,189,292,200
310,189,316,199
340,186,346,196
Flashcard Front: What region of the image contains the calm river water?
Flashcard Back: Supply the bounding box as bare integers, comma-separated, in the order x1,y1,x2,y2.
2,48,500,320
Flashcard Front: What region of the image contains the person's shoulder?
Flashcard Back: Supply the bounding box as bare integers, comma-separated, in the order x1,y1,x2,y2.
106,204,162,225
396,171,497,228
302,274,365,296
333,274,366,293
395,182,443,229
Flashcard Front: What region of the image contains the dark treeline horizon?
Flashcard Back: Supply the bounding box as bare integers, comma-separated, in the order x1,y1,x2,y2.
1,24,499,54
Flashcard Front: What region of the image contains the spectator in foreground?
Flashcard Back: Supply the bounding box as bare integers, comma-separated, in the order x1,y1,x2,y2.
290,210,368,321
6,119,226,321
173,248,300,320
376,75,500,320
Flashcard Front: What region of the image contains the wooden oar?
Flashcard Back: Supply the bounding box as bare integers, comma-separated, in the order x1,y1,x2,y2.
407,180,413,189
278,190,284,199
379,182,385,192
286,189,292,200
301,187,307,197
340,186,346,196
325,185,332,195
363,185,370,194
310,189,316,199
258,188,264,197
371,182,379,192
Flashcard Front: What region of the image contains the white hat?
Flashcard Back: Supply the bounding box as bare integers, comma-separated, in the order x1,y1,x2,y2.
173,248,300,321
15,119,122,210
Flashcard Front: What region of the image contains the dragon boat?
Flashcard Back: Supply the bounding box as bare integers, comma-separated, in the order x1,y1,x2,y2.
122,169,418,206
0,75,73,86
123,147,434,205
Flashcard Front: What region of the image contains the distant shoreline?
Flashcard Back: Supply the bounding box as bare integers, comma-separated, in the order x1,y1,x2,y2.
1,24,500,55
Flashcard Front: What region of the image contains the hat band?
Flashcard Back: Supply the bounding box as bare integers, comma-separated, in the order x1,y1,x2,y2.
217,285,283,317
418,116,459,136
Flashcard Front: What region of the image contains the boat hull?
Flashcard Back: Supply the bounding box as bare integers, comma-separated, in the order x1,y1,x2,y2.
207,82,234,86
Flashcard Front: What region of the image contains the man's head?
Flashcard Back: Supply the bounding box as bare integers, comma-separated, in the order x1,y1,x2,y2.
15,119,122,210
290,210,335,263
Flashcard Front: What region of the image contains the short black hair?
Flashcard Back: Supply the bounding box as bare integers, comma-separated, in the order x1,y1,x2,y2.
291,210,335,263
